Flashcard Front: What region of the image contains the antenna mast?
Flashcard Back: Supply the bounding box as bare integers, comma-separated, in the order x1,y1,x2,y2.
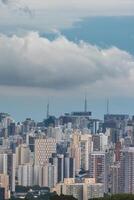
46,100,49,118
84,91,87,112
107,99,109,114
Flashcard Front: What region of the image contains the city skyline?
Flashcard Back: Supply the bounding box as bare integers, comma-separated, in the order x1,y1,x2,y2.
1,1,134,200
0,96,134,122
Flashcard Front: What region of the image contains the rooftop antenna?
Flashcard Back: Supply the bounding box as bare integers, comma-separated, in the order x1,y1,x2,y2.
46,99,50,118
84,90,87,112
107,98,109,114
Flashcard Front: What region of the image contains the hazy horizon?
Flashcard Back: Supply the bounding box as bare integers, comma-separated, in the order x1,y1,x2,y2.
0,1,134,121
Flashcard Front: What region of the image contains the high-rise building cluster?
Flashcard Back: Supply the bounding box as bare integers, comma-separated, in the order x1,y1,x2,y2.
1,110,134,200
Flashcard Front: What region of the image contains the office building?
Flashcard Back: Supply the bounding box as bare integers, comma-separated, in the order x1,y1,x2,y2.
0,174,9,199
49,153,75,182
89,152,108,192
16,144,31,167
69,132,81,174
120,147,134,193
0,152,16,192
110,163,120,194
18,164,34,187
80,134,92,171
54,178,104,200
35,138,56,165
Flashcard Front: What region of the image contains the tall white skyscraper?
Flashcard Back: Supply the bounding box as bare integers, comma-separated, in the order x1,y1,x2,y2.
69,132,81,174
18,164,34,187
80,134,92,171
69,132,92,172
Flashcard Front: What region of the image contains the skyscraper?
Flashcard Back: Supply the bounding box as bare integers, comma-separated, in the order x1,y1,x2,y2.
0,152,16,192
18,164,34,187
89,152,108,193
16,144,31,167
80,134,92,171
49,153,75,182
0,174,9,199
35,138,56,165
120,147,134,193
64,153,75,179
110,163,120,194
69,132,81,174
7,153,16,192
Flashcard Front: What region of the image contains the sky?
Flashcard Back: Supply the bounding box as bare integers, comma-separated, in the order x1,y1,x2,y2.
0,0,134,121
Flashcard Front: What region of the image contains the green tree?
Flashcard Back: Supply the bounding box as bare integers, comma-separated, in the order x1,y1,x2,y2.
25,193,34,200
50,194,77,200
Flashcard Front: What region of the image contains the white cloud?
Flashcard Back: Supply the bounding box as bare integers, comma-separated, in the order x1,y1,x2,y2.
0,32,134,97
